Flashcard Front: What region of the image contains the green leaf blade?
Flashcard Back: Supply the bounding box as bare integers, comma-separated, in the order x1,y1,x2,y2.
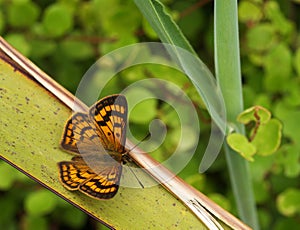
134,0,194,54
0,51,205,229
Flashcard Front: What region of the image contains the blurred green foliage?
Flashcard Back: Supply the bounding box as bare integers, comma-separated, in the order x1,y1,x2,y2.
0,0,300,229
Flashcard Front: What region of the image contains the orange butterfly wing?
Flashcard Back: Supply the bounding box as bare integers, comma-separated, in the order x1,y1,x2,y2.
58,156,122,199
60,94,127,154
89,94,127,153
58,95,128,199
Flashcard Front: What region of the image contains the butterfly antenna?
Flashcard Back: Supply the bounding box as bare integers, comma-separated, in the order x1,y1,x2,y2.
128,133,151,152
124,133,150,189
128,166,144,189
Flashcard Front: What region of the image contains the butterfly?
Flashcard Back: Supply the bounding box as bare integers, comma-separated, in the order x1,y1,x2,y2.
58,94,128,199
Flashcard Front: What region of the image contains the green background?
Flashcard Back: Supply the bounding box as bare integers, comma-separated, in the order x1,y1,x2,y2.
0,0,300,229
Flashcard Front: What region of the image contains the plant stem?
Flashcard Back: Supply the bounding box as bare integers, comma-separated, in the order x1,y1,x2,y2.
214,1,259,229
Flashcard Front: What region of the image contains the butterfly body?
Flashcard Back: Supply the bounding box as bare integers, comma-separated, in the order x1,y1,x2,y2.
58,95,128,199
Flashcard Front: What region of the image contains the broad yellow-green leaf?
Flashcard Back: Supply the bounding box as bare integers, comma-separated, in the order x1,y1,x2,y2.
0,43,252,229
0,55,206,229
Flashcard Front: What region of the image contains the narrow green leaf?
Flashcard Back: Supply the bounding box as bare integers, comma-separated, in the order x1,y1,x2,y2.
134,0,194,53
134,1,258,228
215,1,259,228
134,0,226,136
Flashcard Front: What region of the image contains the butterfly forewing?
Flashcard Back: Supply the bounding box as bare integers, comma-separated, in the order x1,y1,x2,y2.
58,94,128,199
60,113,104,154
89,95,127,153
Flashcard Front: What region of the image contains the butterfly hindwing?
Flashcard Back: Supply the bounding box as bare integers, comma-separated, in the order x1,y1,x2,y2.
58,157,93,190
58,156,122,199
80,163,122,199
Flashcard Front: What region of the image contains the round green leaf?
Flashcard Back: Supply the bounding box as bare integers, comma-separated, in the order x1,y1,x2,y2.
277,188,300,216
25,190,58,216
251,119,282,156
4,33,31,56
0,161,18,190
246,23,276,51
237,106,271,124
227,133,256,161
8,2,39,28
100,3,140,35
264,43,292,92
42,4,73,37
238,1,262,23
